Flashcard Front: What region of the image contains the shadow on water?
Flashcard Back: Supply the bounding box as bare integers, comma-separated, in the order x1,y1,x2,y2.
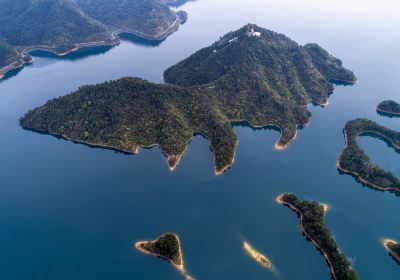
30,45,115,61
386,251,400,265
118,33,165,47
359,132,400,154
377,110,400,119
0,66,26,84
330,79,356,86
166,0,194,8
232,120,308,131
337,168,400,197
22,127,136,157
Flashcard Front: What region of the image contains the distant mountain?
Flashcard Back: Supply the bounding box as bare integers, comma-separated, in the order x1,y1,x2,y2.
75,0,187,39
0,0,110,52
0,0,187,77
20,24,356,174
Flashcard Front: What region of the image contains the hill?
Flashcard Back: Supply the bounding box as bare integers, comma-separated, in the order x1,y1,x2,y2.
0,0,187,77
0,0,110,53
20,24,356,174
76,0,187,40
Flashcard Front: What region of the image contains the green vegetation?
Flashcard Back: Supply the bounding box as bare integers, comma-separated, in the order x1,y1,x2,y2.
76,0,187,39
377,100,400,116
386,241,400,264
20,24,356,174
138,233,182,266
338,118,400,191
0,0,110,52
279,194,358,280
0,0,186,74
388,242,400,255
0,40,21,68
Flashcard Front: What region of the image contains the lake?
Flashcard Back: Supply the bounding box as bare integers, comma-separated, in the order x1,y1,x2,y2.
0,0,399,279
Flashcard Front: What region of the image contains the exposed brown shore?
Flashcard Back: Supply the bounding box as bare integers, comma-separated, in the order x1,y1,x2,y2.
276,195,338,280
243,241,272,269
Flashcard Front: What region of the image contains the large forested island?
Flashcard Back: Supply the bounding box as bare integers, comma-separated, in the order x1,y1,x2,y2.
135,233,193,279
377,100,400,117
337,118,400,192
20,24,356,175
0,0,187,78
277,194,358,280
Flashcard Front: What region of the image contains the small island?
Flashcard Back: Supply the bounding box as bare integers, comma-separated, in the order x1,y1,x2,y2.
0,0,187,79
337,118,400,192
135,233,193,279
383,239,400,264
277,194,358,280
243,241,272,269
20,24,356,175
377,100,400,117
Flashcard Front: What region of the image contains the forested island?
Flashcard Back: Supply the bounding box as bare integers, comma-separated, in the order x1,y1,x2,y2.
135,233,193,279
20,24,356,175
277,194,358,280
0,0,187,78
337,118,400,192
384,239,400,264
377,100,400,117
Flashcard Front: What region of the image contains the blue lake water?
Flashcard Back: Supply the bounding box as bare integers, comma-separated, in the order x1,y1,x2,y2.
0,0,399,279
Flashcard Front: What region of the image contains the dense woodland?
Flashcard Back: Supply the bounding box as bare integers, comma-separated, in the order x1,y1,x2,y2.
20,24,356,174
377,100,400,115
0,0,186,68
387,242,400,260
140,233,182,265
0,40,20,67
338,118,400,191
281,194,358,280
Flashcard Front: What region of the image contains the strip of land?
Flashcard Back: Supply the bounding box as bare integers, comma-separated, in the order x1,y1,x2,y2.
337,118,400,192
243,241,272,269
277,193,358,280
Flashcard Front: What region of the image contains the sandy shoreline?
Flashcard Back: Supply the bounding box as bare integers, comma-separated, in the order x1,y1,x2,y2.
134,235,193,280
276,194,338,280
243,241,272,269
383,239,400,263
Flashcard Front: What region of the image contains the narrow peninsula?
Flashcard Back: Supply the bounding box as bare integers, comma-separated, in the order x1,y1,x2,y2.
20,24,356,175
243,241,272,269
337,118,400,192
377,100,400,117
277,194,358,280
0,0,187,79
135,233,193,279
383,239,400,264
